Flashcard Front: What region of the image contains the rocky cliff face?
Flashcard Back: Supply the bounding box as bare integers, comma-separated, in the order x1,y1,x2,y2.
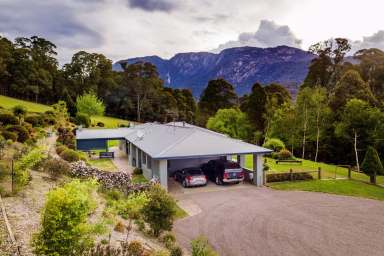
113,46,315,97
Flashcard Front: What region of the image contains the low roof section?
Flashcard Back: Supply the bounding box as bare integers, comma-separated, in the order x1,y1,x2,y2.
76,127,133,140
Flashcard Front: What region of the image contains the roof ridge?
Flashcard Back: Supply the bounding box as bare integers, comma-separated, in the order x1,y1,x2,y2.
155,128,197,158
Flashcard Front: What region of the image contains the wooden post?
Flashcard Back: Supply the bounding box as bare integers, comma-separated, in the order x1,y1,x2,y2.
318,167,322,180
11,160,14,194
289,169,293,181
348,166,351,179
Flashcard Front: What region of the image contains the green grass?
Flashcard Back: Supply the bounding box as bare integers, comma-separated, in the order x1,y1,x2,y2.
270,179,384,201
132,174,148,184
0,95,52,113
242,155,384,185
91,115,130,128
174,203,188,219
0,95,131,128
88,158,117,172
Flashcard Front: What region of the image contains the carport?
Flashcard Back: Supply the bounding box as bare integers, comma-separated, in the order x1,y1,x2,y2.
76,122,272,190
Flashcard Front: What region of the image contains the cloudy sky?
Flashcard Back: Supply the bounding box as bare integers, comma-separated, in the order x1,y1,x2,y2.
1,0,384,64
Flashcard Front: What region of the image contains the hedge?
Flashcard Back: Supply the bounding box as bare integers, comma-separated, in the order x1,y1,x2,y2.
266,172,313,183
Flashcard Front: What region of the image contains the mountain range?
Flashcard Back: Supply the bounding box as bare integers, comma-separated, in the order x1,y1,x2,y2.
113,46,316,97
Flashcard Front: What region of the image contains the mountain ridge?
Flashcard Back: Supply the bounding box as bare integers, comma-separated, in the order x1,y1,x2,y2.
113,45,316,97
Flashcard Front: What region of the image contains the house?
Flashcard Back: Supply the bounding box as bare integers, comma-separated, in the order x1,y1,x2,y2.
76,122,272,190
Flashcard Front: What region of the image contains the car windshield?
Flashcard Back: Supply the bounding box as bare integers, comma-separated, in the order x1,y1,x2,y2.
186,168,203,175
224,161,240,169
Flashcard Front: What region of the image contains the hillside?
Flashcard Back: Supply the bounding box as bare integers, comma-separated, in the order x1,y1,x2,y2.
114,46,315,96
0,95,129,128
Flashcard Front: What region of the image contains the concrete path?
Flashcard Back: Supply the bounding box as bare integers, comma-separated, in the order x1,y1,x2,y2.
110,147,134,174
174,187,384,256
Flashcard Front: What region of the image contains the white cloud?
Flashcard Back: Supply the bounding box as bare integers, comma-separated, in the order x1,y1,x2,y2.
350,30,384,53
213,20,302,52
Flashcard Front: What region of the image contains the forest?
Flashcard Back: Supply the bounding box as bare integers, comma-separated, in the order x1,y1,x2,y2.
0,36,383,167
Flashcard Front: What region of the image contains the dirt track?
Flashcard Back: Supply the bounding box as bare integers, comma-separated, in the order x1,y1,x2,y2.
174,187,384,256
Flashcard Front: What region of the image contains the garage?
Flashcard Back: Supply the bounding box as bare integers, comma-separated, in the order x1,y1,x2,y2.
76,122,272,190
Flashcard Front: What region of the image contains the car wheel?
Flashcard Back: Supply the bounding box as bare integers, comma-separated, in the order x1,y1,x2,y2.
182,180,187,188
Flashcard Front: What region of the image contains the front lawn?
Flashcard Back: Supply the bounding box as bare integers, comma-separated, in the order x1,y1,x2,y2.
88,158,117,172
243,155,384,185
270,179,384,201
132,174,148,184
91,115,130,128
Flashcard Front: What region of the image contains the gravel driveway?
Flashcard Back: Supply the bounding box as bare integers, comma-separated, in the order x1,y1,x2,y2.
173,186,384,256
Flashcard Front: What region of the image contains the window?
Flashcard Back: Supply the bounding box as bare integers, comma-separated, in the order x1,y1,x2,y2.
142,151,146,165
147,156,152,169
126,141,130,155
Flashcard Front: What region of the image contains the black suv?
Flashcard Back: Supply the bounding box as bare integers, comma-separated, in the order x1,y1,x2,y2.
201,160,244,185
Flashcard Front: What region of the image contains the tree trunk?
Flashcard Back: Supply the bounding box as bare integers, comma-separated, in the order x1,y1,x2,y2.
370,174,376,184
136,95,141,122
302,103,307,159
315,110,320,162
354,130,360,172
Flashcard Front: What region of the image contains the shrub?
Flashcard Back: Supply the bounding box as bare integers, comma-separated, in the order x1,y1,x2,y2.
1,131,18,142
60,148,81,162
134,218,145,232
96,122,105,127
6,125,30,143
262,138,285,152
12,105,27,119
25,115,43,127
14,147,46,186
141,185,176,237
56,144,68,155
43,115,56,126
191,236,218,256
277,149,293,160
266,172,313,183
133,168,143,175
42,157,71,180
114,191,149,220
57,127,75,149
170,246,183,256
32,180,97,256
161,232,176,249
0,113,18,125
127,240,144,256
114,221,125,233
75,113,91,128
361,146,384,184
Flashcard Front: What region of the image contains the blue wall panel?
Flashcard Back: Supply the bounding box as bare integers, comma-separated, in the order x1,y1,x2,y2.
76,139,108,151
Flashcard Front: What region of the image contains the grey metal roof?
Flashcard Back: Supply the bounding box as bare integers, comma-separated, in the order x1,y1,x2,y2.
76,128,134,140
126,123,272,159
76,123,272,159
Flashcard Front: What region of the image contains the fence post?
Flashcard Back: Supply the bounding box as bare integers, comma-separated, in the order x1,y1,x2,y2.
289,169,293,181
348,166,351,179
11,160,14,194
318,167,322,180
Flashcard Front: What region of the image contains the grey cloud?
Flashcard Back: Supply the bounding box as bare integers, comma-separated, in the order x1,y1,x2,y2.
350,30,384,53
213,20,302,52
0,0,103,51
127,0,177,12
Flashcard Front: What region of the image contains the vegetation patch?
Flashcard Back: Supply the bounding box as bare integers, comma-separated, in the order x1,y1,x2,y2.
270,179,384,201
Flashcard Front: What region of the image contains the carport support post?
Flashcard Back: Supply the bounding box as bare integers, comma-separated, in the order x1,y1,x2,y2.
159,160,168,191
252,154,263,186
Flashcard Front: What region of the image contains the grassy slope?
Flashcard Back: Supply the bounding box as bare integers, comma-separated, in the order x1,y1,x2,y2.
270,180,384,201
88,158,118,172
0,95,51,112
0,95,130,128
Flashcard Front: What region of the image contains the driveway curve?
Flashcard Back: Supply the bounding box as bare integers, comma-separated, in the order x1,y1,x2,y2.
173,187,384,256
